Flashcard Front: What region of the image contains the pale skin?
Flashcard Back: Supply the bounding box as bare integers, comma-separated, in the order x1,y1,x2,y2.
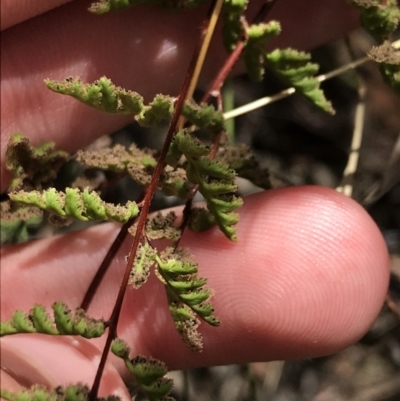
0,0,391,399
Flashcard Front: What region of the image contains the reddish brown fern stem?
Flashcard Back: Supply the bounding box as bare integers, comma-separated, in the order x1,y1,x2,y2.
201,40,245,103
80,191,145,311
88,1,219,399
253,0,280,24
201,0,279,103
80,218,131,311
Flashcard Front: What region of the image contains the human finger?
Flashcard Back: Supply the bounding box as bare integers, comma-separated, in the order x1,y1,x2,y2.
1,0,71,30
0,335,131,400
0,187,389,377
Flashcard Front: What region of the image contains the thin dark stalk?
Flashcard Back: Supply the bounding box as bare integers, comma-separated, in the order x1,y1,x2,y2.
253,0,279,24
174,197,194,250
80,191,145,311
80,218,132,311
182,370,190,401
201,41,245,102
88,1,219,399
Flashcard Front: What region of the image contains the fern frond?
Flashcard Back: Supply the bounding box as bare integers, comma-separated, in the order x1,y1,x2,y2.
0,303,105,338
9,188,139,223
0,215,42,245
128,242,157,288
5,133,69,192
137,94,175,127
369,40,400,93
77,143,194,198
243,21,281,81
46,77,224,133
128,164,194,198
265,48,335,114
46,76,146,116
182,100,225,135
166,100,226,167
0,200,43,244
347,0,400,40
155,247,219,351
174,130,242,241
111,338,175,401
77,143,157,172
222,0,248,51
187,207,216,232
127,357,174,401
134,211,180,242
217,141,272,189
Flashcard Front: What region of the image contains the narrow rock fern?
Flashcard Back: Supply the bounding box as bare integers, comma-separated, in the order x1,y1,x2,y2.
1,1,399,401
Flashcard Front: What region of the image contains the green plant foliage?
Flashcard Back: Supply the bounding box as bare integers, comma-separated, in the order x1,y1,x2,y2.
111,337,132,359
348,0,400,40
217,141,272,189
128,242,158,288
0,385,121,401
243,21,281,81
173,130,243,241
9,187,139,224
0,215,42,245
77,144,156,172
369,40,400,93
46,77,224,133
77,144,193,198
46,76,146,117
155,247,219,351
0,302,105,338
265,48,335,114
0,201,43,245
222,0,249,51
89,0,208,14
143,211,181,242
127,357,175,401
165,140,184,167
5,133,70,192
182,100,225,135
111,338,175,401
129,165,194,198
187,207,216,232
138,94,175,127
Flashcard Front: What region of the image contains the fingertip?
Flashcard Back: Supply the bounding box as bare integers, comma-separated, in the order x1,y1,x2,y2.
0,186,389,371
178,186,389,362
0,335,130,400
247,186,390,354
255,186,389,354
